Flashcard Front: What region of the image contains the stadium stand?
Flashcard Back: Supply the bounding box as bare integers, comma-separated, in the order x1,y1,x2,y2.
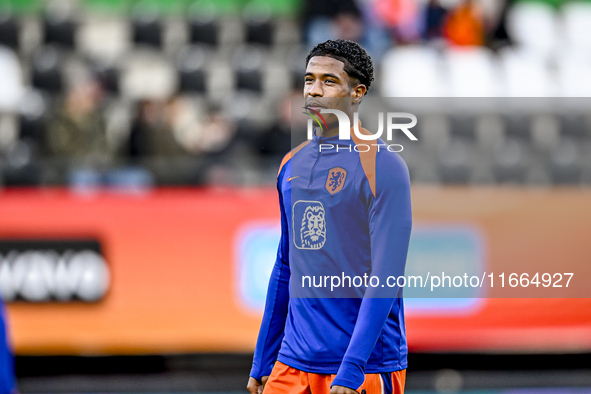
0,0,589,188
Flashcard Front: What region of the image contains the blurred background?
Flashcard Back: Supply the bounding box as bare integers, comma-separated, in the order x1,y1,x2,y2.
0,0,590,392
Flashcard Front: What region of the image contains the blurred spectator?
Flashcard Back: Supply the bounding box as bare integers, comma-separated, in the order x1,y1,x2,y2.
130,98,235,157
182,103,236,185
179,107,235,156
302,0,361,45
374,0,422,44
129,97,235,185
443,0,485,46
422,0,448,41
257,91,298,161
332,13,364,43
302,0,392,61
46,77,111,163
130,99,186,158
488,0,514,49
0,0,585,188
47,77,153,190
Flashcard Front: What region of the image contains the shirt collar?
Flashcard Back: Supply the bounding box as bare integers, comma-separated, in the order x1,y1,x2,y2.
312,119,363,147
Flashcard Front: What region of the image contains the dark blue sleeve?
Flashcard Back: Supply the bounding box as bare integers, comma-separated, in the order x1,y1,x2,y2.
332,152,412,390
249,167,291,381
0,303,16,394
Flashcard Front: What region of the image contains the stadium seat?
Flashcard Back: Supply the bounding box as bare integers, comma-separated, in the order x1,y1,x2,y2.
559,113,589,140
12,90,47,186
188,10,219,47
17,90,48,144
222,92,269,124
262,61,291,97
449,115,476,141
491,115,532,183
245,18,274,47
547,136,582,184
474,114,505,150
44,19,76,48
43,1,77,49
381,46,446,97
132,8,162,48
92,61,120,94
286,45,308,90
120,53,177,100
504,114,532,143
445,47,501,97
0,47,24,111
413,113,450,151
77,17,131,61
233,45,265,93
506,1,557,60
189,18,219,47
561,2,591,53
498,47,555,97
492,136,528,184
243,2,275,46
2,139,42,186
177,45,208,93
31,46,63,93
530,113,560,151
236,69,262,93
437,137,472,184
0,113,18,152
556,51,591,97
205,57,233,102
0,12,19,50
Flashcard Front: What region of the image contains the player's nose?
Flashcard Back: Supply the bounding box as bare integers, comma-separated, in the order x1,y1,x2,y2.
306,80,323,97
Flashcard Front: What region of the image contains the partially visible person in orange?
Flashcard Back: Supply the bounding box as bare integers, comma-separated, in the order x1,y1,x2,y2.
443,0,485,46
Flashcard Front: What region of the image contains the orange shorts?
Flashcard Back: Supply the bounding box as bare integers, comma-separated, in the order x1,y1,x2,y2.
263,361,406,394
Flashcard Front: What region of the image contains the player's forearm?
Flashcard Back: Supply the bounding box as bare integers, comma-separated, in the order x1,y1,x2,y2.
250,258,290,380
331,297,395,389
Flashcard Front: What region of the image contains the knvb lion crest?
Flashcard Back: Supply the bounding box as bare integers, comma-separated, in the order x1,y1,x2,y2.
325,167,347,195
293,201,326,250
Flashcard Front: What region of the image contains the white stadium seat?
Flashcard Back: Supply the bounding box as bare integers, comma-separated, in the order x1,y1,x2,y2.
77,17,132,61
507,1,558,60
556,50,591,97
0,46,24,111
445,47,501,97
381,46,447,97
120,52,178,100
498,47,556,97
561,1,591,54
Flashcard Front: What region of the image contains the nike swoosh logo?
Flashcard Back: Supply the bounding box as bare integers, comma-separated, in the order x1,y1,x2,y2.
287,176,300,182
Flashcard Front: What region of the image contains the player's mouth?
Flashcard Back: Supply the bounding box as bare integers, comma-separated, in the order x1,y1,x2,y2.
305,103,325,112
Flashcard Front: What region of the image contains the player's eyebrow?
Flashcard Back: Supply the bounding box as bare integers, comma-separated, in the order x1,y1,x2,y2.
304,72,342,81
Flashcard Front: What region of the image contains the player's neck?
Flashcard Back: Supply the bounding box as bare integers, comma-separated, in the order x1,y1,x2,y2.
317,124,340,138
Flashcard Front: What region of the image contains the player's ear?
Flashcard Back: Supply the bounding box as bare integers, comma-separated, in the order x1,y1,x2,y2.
351,84,366,104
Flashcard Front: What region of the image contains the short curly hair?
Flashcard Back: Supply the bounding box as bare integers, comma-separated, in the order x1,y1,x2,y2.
305,39,374,94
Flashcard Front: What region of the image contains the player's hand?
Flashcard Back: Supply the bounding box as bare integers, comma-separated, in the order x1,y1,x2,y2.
331,385,358,394
247,376,269,394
